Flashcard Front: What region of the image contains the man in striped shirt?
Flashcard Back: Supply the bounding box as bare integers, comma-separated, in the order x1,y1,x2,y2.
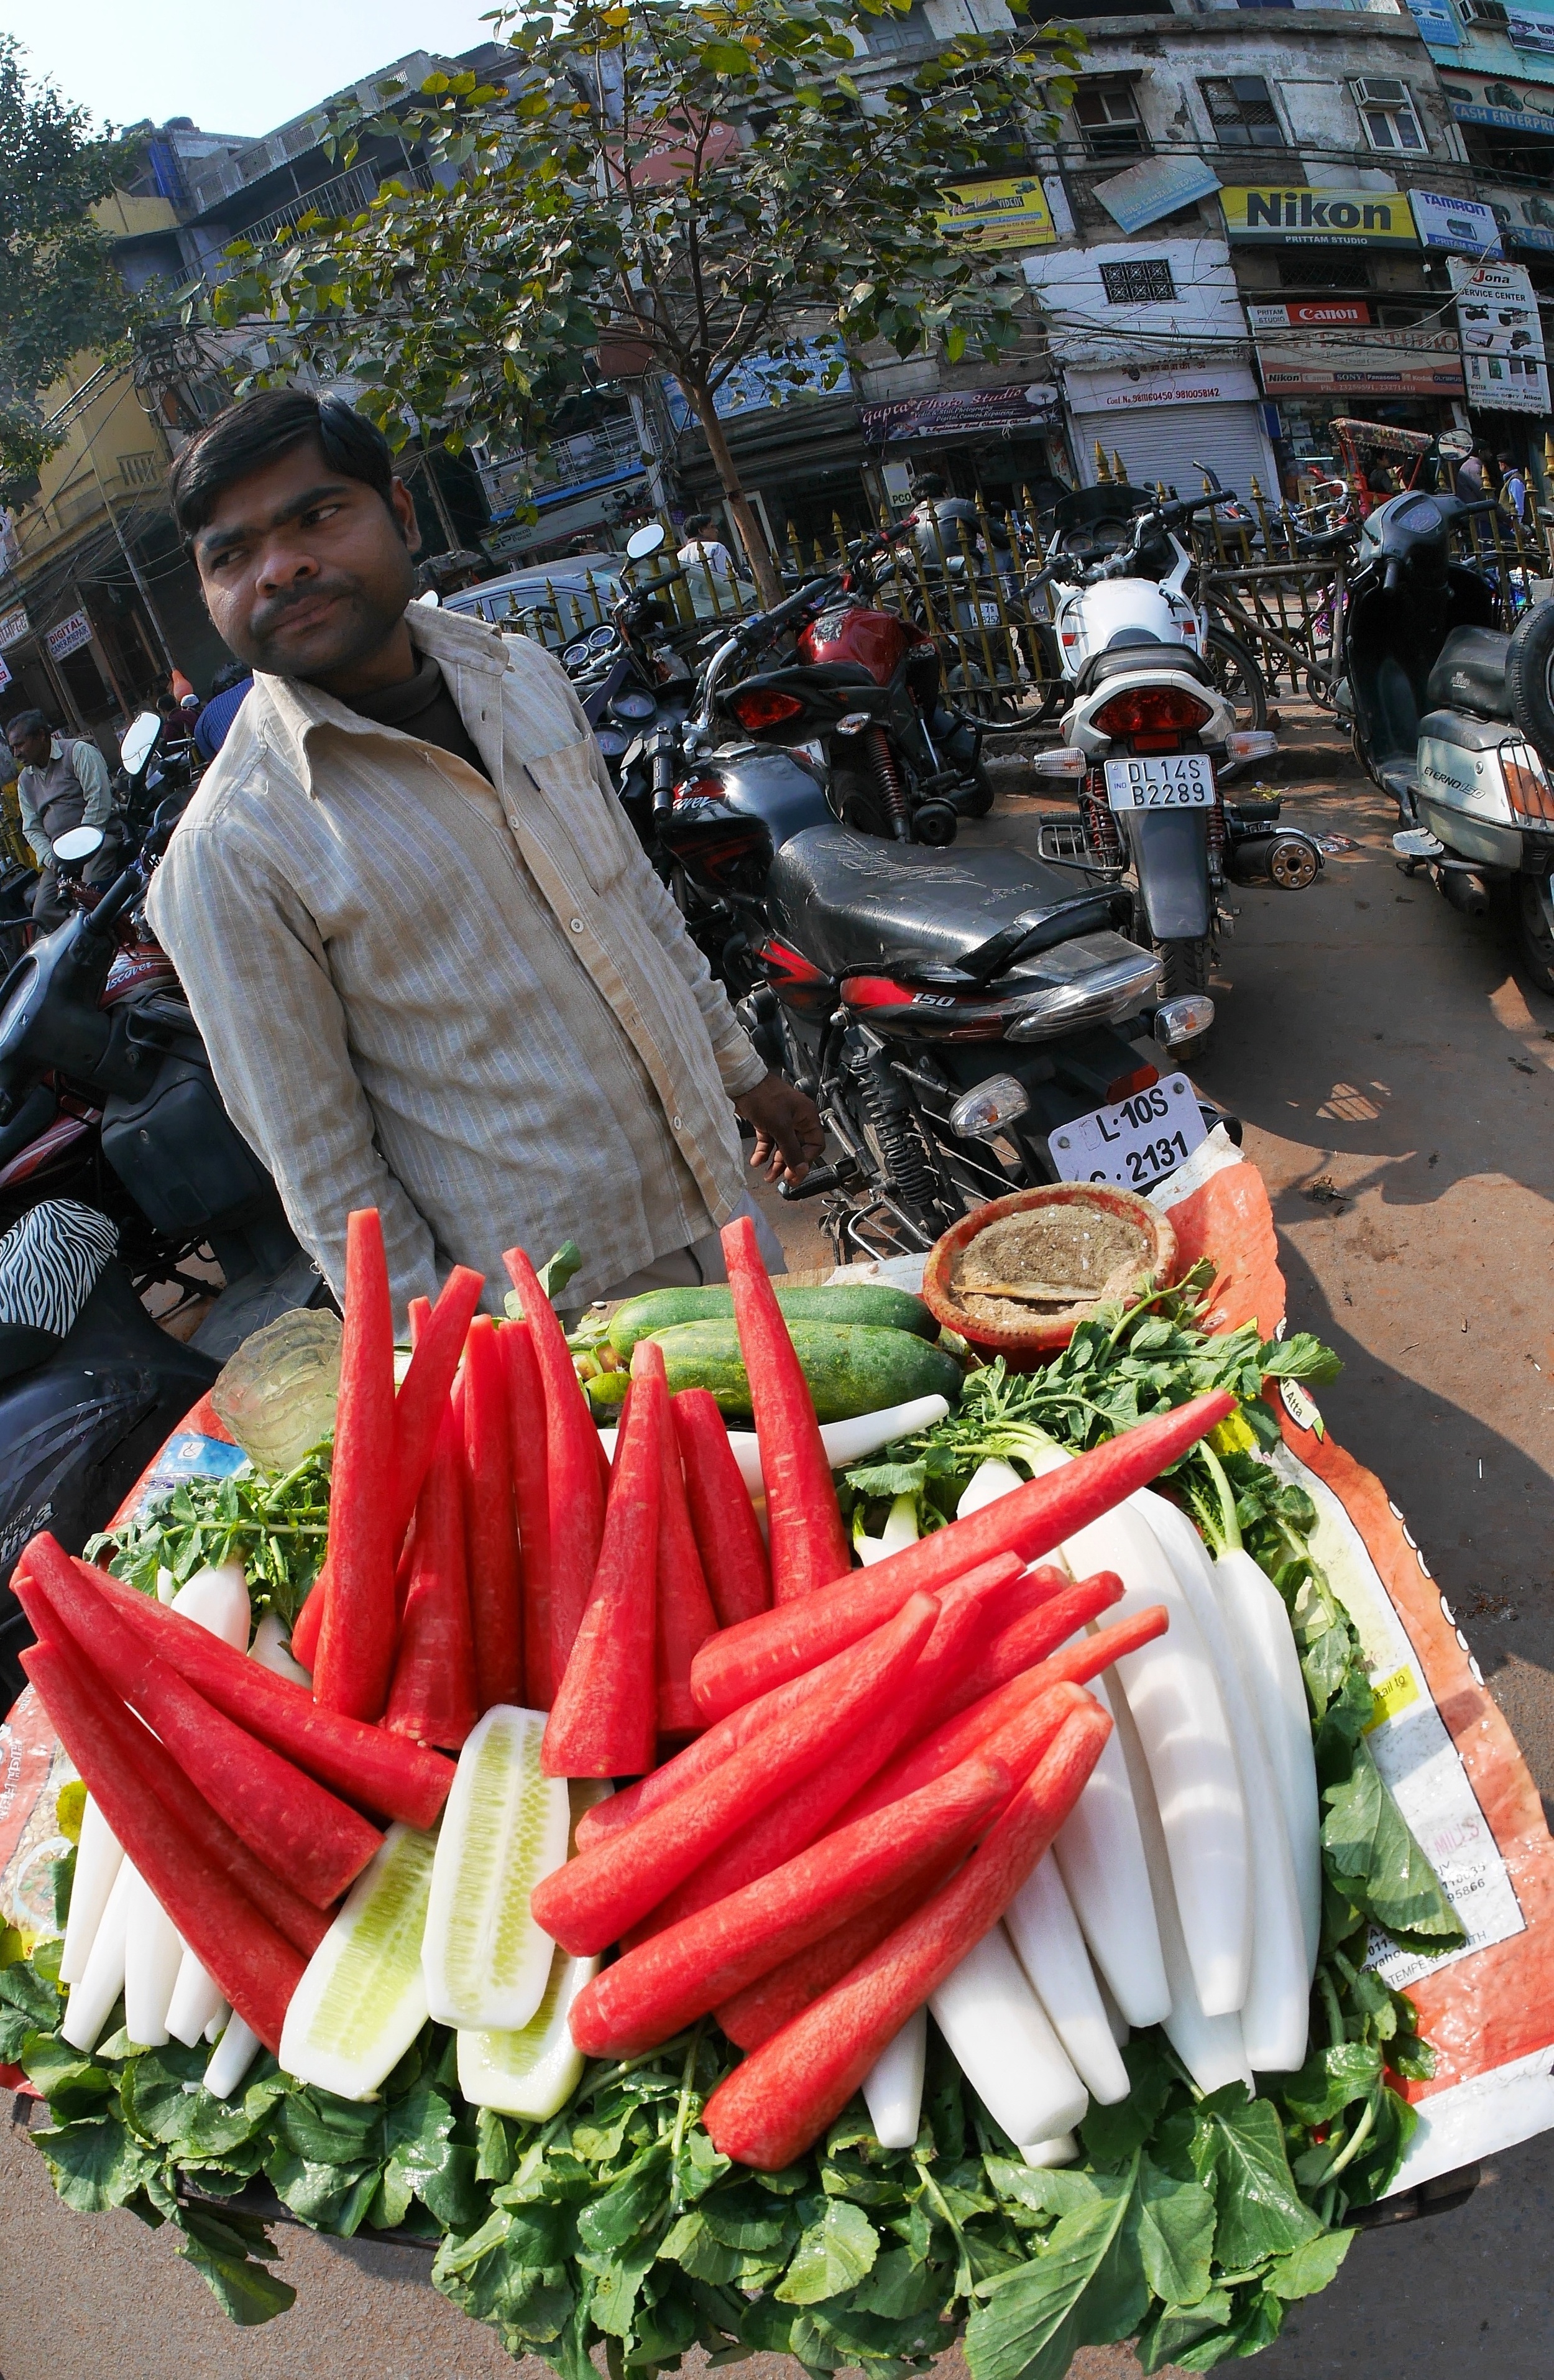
147,392,821,1319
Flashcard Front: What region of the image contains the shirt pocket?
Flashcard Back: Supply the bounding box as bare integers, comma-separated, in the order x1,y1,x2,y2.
522,731,633,900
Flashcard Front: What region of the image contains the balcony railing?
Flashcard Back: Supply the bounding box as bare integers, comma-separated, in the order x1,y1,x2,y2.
237,159,432,247
480,416,644,512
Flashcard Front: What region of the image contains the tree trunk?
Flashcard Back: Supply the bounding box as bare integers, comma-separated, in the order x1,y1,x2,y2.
686,381,783,608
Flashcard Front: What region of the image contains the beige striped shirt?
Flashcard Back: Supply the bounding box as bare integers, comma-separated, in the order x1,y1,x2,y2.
145,601,766,1317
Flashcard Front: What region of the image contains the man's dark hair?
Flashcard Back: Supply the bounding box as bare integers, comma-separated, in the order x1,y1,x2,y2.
169,390,397,543
6,708,50,743
682,512,713,537
913,473,946,500
208,659,252,695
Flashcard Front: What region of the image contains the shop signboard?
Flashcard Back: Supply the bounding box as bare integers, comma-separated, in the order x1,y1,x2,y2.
1221,186,1418,246
1409,188,1502,257
1092,152,1221,236
1484,185,1554,252
1248,305,1465,399
859,381,1060,444
1507,8,1554,53
1439,70,1554,138
0,652,10,695
936,176,1057,252
1449,253,1552,413
0,602,29,652
1063,358,1262,414
1406,0,1461,43
662,341,850,431
44,609,92,663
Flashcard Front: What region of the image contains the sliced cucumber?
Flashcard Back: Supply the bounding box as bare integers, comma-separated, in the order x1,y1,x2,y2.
422,1705,569,2033
279,1823,438,2100
456,1779,607,2118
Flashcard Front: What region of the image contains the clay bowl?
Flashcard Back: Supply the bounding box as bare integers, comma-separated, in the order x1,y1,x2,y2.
922,1183,1177,1364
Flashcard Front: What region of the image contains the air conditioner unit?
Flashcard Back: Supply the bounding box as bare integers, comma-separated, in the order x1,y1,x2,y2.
1458,0,1510,24
1353,78,1410,107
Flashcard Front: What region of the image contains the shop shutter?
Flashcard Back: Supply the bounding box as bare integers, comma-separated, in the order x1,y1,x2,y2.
1070,402,1277,504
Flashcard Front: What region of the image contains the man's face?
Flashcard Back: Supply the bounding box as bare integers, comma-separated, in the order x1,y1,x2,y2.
8,722,48,769
191,438,421,684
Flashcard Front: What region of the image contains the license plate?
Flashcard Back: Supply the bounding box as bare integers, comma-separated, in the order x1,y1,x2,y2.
1103,753,1215,811
976,601,1003,627
1049,1072,1208,1196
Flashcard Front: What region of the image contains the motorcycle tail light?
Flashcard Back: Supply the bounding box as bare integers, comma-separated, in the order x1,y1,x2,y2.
1503,740,1554,826
1105,1063,1159,1105
729,686,806,731
1092,686,1213,738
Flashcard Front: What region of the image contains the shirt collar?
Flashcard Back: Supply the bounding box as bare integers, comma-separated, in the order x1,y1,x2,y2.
246,600,507,790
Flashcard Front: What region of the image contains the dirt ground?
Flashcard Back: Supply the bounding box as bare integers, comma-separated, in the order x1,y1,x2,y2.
4,726,1552,2379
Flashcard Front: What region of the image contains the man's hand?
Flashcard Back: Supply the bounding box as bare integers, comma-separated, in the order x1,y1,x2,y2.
734,1071,825,1188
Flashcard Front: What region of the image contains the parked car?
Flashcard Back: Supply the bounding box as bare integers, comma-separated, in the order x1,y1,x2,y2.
444,554,628,648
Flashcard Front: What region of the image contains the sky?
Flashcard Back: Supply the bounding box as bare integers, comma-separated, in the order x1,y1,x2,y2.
5,1,505,140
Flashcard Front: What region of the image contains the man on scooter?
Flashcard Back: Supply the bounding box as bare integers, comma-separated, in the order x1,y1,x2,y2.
7,711,125,928
148,390,822,1319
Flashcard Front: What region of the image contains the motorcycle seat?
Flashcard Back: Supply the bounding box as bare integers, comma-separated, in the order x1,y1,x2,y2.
1075,637,1215,696
1425,625,1512,722
764,823,1122,979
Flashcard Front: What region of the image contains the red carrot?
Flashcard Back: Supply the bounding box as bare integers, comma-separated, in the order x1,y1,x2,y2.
313,1211,399,1720
571,1753,1008,2057
408,1296,431,1343
673,1389,770,1626
716,1866,954,2050
24,1634,305,2055
632,1556,1024,1938
460,1317,523,1712
690,1388,1235,1720
531,1591,939,1956
953,1569,1123,1705
387,1404,479,1751
702,1702,1113,2168
632,1352,719,1737
541,1342,663,1779
12,1568,329,1958
720,1216,851,1603
500,1317,553,1709
503,1247,607,1689
35,1541,454,1828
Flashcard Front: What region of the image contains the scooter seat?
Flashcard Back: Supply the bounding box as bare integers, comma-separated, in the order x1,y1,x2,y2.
1075,638,1215,696
764,822,1123,979
1425,625,1513,722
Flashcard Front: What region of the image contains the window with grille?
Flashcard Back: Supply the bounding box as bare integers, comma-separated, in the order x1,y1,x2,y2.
1074,80,1149,160
1200,76,1285,149
1351,78,1426,153
1100,257,1176,303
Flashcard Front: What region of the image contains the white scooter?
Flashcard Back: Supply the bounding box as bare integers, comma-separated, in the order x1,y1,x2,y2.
1026,487,1321,1049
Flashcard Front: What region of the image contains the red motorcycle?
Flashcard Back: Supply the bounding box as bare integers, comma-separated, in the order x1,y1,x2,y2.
717,527,994,846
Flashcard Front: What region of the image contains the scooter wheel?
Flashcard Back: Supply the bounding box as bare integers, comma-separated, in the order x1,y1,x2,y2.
1518,874,1554,997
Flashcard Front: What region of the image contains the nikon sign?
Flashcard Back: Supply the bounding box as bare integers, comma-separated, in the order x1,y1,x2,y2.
1221,187,1419,248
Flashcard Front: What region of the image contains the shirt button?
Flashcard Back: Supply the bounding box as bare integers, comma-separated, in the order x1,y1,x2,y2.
569,917,585,933
672,1115,684,1130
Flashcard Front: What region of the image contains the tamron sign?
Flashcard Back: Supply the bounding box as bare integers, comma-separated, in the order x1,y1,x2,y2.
1221,186,1420,247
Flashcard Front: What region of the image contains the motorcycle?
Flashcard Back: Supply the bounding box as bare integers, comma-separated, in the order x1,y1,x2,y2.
0,803,325,1358
1025,489,1321,1043
656,586,1236,1261
1336,487,1554,987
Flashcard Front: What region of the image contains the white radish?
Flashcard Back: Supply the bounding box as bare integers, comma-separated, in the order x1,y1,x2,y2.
1140,1495,1309,2075
1051,1671,1170,2029
204,1998,230,2044
604,1397,955,1495
122,1865,184,2047
1020,2134,1079,2169
62,1858,134,2052
1213,1547,1322,1980
166,1949,228,2049
931,1924,1088,2147
880,1494,920,1556
249,1610,312,1684
861,2008,927,2150
170,1564,250,1648
956,1458,1024,1520
59,1798,123,1990
155,1566,179,1605
1056,1475,1250,2018
1110,1678,1251,2096
1005,1854,1131,2105
853,1534,888,1566
1097,1972,1129,2049
205,2013,262,2100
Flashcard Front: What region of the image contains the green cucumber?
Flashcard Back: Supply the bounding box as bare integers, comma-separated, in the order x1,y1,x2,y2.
457,1779,604,2120
606,1281,937,1360
641,1318,963,1424
422,1706,571,2034
278,1823,438,2101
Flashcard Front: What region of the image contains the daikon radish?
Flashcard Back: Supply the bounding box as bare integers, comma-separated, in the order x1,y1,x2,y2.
1097,1972,1129,2049
1021,2134,1078,2169
1050,1670,1169,2029
59,1798,122,1990
1139,1494,1308,2074
694,1398,955,1499
1109,1672,1251,2096
156,1567,178,1605
930,1924,1088,2147
424,1706,569,2031
171,1564,250,1649
167,1949,226,2048
121,1865,187,2047
1005,1854,1130,2105
205,2013,262,2100
880,1496,919,1557
250,1612,311,1686
957,1459,1023,1520
204,1997,229,2044
280,1824,438,2100
1052,1468,1249,2018
1213,1546,1322,1980
862,2007,927,2151
62,1858,133,2052
853,1534,888,1566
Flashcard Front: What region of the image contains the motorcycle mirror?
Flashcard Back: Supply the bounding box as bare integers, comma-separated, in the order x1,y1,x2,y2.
414,588,441,606
625,522,668,563
119,711,161,775
53,824,105,867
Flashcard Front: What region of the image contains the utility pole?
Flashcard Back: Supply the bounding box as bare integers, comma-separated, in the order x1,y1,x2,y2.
85,441,177,675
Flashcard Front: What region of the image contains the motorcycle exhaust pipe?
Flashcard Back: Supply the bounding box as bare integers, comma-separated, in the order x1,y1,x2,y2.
1225,830,1322,890
1434,864,1491,918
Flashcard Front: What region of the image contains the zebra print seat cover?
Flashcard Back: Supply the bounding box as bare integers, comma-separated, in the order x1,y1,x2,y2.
0,1201,119,1339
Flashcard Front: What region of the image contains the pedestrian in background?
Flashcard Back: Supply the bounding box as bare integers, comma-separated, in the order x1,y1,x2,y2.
1498,454,1529,524
6,710,124,926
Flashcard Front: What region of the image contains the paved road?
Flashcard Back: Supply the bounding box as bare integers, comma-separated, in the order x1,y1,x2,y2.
4,748,1552,2380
